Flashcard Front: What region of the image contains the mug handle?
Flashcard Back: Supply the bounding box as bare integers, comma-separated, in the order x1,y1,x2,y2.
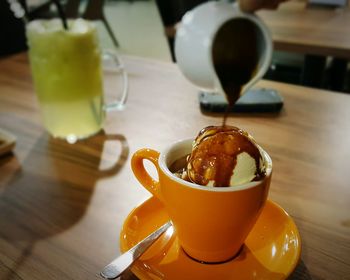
131,148,162,200
101,50,129,111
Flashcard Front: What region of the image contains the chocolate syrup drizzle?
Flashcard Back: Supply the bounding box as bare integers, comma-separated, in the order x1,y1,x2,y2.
187,126,265,187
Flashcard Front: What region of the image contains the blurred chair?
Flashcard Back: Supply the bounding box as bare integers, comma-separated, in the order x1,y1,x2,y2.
65,0,81,18
28,0,80,19
28,0,119,48
28,1,54,20
155,0,206,61
0,0,27,57
82,0,119,48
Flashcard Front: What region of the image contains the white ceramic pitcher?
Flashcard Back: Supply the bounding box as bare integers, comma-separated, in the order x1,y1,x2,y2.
175,1,273,96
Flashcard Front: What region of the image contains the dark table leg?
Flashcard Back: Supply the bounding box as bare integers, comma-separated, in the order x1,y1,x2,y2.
328,58,348,92
300,54,327,89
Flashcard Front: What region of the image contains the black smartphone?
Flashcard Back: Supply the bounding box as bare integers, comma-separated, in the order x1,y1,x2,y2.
199,88,284,113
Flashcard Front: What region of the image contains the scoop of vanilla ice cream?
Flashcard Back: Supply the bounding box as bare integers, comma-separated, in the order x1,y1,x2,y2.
187,126,265,187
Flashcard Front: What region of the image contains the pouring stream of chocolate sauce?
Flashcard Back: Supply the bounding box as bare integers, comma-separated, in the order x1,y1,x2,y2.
170,19,264,187
212,18,261,126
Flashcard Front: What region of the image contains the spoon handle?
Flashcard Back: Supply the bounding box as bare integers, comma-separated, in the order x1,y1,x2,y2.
100,221,172,279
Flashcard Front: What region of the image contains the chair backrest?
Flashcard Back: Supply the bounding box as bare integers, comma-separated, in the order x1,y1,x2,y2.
65,0,81,18
0,0,27,56
27,0,81,20
82,0,105,20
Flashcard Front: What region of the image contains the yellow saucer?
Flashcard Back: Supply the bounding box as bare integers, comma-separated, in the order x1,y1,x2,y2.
120,197,301,280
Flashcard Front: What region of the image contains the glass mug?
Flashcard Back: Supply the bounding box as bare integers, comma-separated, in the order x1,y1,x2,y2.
26,19,128,143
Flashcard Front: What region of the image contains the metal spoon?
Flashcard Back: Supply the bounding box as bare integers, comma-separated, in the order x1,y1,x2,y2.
100,221,172,279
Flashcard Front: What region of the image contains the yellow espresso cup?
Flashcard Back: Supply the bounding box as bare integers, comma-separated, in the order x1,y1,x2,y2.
131,138,272,263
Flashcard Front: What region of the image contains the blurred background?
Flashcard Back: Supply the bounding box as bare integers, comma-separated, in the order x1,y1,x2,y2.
1,0,349,93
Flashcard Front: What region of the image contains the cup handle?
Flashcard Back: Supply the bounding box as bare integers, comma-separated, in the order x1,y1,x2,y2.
101,50,129,111
131,148,162,200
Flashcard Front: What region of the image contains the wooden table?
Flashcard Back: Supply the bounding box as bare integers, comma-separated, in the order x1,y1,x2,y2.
1,53,350,280
258,0,350,59
258,0,350,91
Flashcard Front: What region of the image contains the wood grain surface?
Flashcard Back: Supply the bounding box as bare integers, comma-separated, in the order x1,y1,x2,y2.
258,0,350,58
1,53,350,279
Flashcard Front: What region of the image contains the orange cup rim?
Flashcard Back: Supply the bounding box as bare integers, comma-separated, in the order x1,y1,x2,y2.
159,138,272,192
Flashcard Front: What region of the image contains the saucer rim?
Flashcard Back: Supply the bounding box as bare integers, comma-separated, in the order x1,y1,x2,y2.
120,197,301,280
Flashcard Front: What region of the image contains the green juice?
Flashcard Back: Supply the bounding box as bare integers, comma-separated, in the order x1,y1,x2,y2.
27,19,105,141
